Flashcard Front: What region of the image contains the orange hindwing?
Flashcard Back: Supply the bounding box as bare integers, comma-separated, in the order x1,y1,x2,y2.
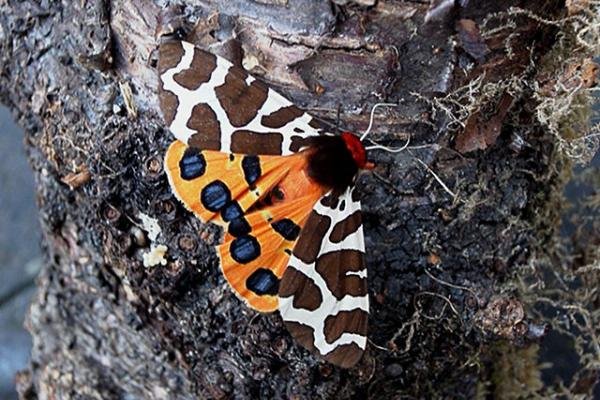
165,140,325,311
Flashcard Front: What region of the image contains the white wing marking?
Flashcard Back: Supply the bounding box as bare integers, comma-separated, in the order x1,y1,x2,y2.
279,188,368,356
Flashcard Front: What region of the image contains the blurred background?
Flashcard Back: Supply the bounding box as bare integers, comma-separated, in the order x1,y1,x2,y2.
0,105,42,399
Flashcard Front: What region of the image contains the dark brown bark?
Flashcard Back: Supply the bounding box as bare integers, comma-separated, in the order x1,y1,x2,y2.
1,0,596,399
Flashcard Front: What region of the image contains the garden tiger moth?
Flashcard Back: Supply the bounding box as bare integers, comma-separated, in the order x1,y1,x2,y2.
159,40,370,368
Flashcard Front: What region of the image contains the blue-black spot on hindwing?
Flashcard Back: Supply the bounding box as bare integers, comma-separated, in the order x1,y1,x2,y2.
201,180,231,211
246,268,279,296
230,235,261,264
242,155,261,186
222,201,243,222
228,217,251,237
179,148,206,180
271,218,301,241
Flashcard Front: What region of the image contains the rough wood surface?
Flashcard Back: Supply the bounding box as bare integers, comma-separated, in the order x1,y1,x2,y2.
1,0,595,398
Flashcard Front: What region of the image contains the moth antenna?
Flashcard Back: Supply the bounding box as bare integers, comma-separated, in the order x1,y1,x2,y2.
360,103,398,141
360,102,410,153
413,156,457,199
365,135,411,153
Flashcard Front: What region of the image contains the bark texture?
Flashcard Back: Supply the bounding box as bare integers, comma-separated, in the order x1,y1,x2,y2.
0,0,594,398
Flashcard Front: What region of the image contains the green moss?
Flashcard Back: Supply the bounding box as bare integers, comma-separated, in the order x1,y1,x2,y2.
475,5,600,399
490,343,544,400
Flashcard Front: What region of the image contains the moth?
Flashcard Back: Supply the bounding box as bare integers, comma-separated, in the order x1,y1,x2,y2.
158,40,370,368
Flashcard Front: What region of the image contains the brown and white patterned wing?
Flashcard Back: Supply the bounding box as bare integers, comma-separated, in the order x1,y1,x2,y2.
278,187,368,368
158,41,323,155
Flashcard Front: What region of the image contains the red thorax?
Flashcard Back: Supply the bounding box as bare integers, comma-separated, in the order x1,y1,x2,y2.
341,132,373,170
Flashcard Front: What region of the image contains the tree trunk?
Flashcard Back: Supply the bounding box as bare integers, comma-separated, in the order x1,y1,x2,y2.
1,0,598,398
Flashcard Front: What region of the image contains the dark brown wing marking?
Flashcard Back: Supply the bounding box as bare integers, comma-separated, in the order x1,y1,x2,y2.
277,267,323,311
329,210,362,243
230,130,284,155
187,103,222,151
315,250,367,300
261,106,305,129
323,310,369,344
215,72,269,127
173,48,217,90
292,210,331,264
158,41,185,126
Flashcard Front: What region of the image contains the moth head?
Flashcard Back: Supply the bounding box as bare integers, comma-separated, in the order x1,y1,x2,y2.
341,132,374,170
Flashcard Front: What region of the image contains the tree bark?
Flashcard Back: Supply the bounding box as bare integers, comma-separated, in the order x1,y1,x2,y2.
1,0,597,398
